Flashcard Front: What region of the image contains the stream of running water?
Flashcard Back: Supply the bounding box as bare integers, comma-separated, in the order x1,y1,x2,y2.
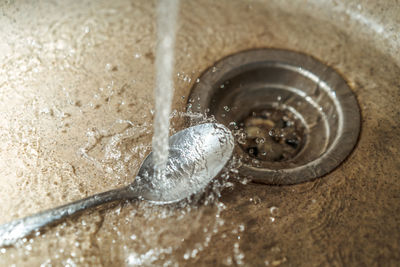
151,0,180,179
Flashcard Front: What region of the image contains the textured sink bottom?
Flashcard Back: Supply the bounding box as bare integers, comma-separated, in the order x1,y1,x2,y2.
0,0,399,266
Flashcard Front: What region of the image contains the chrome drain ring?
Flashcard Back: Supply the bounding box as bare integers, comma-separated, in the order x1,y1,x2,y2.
188,49,360,185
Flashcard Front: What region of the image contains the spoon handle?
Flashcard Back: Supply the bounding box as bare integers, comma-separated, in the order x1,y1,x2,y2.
0,187,134,247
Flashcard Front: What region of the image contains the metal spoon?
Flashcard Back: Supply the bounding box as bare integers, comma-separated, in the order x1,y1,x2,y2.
0,123,234,247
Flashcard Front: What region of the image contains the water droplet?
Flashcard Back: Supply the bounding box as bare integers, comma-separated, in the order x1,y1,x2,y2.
183,252,190,260
269,206,279,216
255,137,265,144
269,129,276,136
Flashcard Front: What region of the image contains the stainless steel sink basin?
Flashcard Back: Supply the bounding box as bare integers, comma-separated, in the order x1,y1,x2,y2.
0,0,399,266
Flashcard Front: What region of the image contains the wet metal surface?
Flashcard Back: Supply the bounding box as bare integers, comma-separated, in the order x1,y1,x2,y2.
189,49,361,184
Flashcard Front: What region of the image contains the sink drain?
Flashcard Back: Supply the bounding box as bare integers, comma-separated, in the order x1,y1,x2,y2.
188,49,360,185
238,107,306,163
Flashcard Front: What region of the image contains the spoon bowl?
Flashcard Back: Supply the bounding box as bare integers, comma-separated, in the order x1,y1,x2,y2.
133,122,234,203
0,123,234,247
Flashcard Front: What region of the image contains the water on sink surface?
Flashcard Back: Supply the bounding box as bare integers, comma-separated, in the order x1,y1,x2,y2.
1,0,400,266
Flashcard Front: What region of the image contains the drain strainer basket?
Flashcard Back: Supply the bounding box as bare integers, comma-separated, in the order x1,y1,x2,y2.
188,49,360,185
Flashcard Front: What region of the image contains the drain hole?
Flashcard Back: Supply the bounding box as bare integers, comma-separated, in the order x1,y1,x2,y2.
237,107,306,163
188,49,360,184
